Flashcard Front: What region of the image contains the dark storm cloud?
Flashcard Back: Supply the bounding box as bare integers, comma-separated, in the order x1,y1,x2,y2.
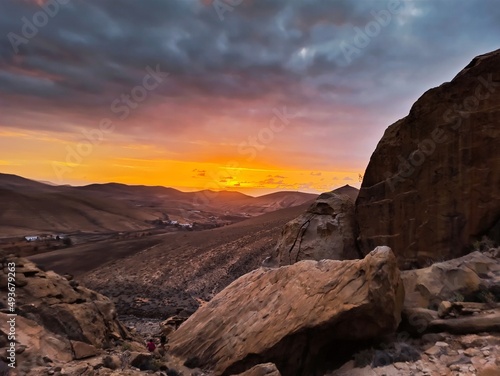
1,0,500,136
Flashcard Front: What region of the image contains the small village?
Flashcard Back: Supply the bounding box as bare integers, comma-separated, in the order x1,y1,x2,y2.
23,233,69,242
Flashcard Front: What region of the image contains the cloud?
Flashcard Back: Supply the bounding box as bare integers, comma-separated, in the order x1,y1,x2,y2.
343,177,353,181
259,177,285,185
2,0,500,185
192,169,206,177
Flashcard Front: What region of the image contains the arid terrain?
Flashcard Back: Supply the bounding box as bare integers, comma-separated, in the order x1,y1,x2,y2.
30,202,315,318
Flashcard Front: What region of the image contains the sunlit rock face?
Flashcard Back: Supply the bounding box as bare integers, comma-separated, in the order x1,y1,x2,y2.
169,247,404,376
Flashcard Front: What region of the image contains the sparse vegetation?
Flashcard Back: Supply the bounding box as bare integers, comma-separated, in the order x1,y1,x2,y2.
353,342,421,368
472,236,496,252
121,341,132,351
135,357,170,372
450,292,465,303
475,289,497,305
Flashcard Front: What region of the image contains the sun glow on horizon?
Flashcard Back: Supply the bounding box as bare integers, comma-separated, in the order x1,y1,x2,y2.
0,118,364,195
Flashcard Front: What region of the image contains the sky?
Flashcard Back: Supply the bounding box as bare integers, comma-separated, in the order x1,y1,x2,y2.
0,0,499,195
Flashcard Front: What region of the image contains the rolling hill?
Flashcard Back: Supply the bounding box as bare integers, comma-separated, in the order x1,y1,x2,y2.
0,173,317,237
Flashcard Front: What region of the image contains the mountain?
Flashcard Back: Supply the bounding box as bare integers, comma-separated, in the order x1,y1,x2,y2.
0,173,317,237
0,173,57,191
0,174,156,236
331,184,359,202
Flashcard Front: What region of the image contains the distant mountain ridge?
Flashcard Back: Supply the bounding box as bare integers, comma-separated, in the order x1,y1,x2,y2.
0,173,317,237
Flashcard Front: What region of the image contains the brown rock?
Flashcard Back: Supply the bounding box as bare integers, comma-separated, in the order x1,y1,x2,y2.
129,351,154,369
424,345,443,356
0,256,136,363
456,334,500,355
439,301,499,318
401,251,500,310
464,348,480,357
232,363,281,376
478,364,500,376
71,340,98,360
160,315,186,337
438,301,454,318
271,190,360,266
169,247,404,376
60,363,94,376
356,49,500,266
400,308,439,335
0,313,73,363
428,310,500,334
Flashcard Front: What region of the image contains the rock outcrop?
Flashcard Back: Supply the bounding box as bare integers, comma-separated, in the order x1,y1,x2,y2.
356,49,500,266
401,250,500,310
270,186,360,266
0,256,135,372
169,247,404,376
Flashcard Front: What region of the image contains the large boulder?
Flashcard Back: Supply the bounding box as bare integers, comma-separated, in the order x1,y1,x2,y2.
401,250,500,310
270,187,360,266
0,256,134,365
356,49,500,267
169,247,404,376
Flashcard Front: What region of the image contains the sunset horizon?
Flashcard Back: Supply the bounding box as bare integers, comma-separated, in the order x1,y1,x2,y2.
1,1,499,196
2,169,361,197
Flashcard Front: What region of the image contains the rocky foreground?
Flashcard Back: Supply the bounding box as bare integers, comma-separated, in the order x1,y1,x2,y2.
2,246,500,376
0,255,199,376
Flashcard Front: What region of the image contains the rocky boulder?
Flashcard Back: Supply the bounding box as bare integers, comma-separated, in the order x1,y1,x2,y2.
356,49,500,266
169,247,404,376
0,256,135,367
232,363,282,376
401,250,500,310
269,187,360,267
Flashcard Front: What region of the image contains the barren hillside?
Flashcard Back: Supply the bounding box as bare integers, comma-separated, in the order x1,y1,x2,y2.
0,173,317,237
32,203,313,318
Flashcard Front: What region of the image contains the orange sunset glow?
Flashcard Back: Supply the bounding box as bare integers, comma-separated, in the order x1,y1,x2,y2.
1,0,499,195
